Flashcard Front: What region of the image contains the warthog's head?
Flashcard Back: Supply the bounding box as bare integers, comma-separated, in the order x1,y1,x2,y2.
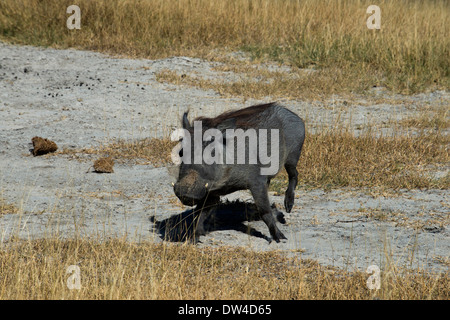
171,112,232,206
173,167,210,206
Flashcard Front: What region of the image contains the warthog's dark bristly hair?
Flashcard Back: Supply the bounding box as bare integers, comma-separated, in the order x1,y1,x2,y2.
194,102,277,128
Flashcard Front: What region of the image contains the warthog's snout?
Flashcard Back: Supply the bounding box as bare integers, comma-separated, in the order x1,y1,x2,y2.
173,170,208,206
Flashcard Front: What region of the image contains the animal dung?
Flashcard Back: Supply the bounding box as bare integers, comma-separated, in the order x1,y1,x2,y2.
93,157,114,173
31,136,58,156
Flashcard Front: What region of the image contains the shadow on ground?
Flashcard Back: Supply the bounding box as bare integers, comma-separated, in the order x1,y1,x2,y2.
150,200,285,243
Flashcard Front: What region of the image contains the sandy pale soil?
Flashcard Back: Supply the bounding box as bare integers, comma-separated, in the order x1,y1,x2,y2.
0,42,448,272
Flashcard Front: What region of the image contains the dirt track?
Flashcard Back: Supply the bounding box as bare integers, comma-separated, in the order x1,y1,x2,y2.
0,42,448,272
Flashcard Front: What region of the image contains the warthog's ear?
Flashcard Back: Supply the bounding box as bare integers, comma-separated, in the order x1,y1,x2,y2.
182,112,191,129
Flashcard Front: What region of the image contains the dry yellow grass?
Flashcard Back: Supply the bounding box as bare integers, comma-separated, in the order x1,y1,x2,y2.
0,238,448,299
0,0,448,96
397,106,450,131
0,197,19,215
155,67,361,101
296,125,449,190
59,138,178,166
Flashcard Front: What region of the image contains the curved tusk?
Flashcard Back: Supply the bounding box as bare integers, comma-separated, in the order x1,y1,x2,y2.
171,182,175,186
205,183,208,188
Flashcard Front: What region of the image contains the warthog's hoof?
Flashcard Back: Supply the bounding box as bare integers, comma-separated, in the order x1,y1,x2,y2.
284,192,295,213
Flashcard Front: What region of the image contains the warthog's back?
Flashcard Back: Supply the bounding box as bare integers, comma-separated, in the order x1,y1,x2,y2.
196,102,304,133
202,102,305,169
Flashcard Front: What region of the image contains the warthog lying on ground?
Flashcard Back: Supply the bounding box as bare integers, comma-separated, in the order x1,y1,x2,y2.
172,102,305,242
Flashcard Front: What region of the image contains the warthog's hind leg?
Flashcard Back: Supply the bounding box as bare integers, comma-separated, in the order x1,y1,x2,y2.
250,181,287,242
284,163,298,213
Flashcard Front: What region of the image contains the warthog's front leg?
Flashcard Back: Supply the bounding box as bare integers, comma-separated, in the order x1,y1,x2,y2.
194,195,220,238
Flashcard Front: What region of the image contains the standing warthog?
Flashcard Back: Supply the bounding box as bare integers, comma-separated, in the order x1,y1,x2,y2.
172,102,305,242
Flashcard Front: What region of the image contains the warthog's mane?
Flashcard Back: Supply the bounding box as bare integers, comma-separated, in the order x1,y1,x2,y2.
194,102,277,129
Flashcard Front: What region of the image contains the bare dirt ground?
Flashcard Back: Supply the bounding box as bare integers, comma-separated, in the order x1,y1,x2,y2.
0,42,448,272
